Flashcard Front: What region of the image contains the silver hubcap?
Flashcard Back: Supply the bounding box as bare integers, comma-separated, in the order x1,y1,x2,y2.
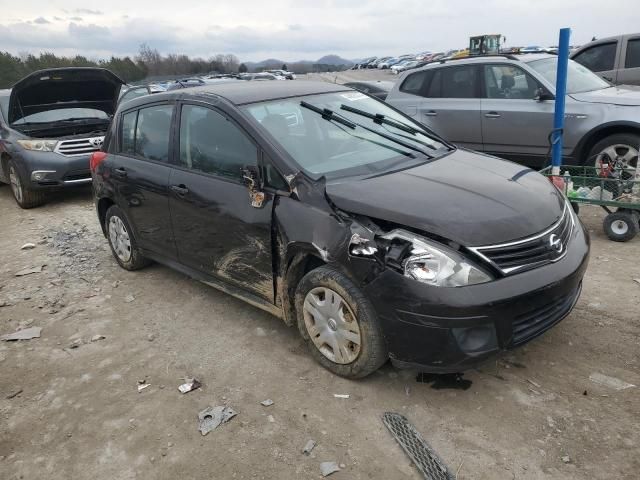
9,166,22,203
303,287,361,365
595,144,639,174
611,220,629,235
108,216,132,262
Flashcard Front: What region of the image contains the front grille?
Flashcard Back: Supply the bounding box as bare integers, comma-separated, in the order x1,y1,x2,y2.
54,136,104,156
511,284,581,346
470,203,573,275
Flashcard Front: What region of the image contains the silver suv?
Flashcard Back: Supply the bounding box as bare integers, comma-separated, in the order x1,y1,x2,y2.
386,53,640,170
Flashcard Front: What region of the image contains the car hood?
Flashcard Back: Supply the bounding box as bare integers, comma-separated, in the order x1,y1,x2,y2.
569,85,640,106
325,149,566,246
8,68,125,125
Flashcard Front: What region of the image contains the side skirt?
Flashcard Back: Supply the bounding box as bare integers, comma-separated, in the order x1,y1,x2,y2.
142,250,284,320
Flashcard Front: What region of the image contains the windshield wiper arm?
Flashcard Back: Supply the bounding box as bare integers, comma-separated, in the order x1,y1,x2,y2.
300,101,356,129
340,104,452,149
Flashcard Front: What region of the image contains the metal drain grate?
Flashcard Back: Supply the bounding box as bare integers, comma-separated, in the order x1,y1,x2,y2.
382,412,454,480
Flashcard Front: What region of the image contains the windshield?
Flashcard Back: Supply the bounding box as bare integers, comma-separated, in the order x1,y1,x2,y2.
528,57,611,94
11,108,109,125
242,91,448,178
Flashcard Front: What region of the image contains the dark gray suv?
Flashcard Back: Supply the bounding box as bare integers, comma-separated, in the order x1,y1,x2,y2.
386,54,640,171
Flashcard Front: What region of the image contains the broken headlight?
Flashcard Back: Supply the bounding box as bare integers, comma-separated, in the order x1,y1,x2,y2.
382,230,492,287
17,139,58,152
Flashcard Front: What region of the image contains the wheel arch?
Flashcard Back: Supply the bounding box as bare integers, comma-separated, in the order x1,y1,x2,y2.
97,197,115,237
574,121,640,165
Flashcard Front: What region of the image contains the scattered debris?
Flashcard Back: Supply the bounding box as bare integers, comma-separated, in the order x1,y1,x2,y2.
15,265,44,277
21,243,36,250
112,280,120,288
90,335,106,342
339,463,346,469
69,339,82,349
633,278,640,286
589,373,635,391
527,378,542,389
260,399,274,407
416,372,472,391
124,294,136,303
320,462,340,477
405,385,411,396
267,415,275,423
6,388,23,399
255,327,267,337
178,378,202,394
1,326,42,341
147,333,156,342
382,412,455,480
198,406,237,435
303,439,316,455
138,384,150,392
562,455,571,464
333,394,350,399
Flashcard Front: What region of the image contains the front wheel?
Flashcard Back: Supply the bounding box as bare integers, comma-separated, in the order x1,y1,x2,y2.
588,133,639,175
603,211,638,242
295,265,387,378
8,160,47,209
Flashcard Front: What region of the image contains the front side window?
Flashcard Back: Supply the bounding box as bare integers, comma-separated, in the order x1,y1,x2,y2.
625,38,640,68
573,42,617,72
134,105,173,162
441,65,478,98
242,91,448,179
179,104,257,180
483,65,539,99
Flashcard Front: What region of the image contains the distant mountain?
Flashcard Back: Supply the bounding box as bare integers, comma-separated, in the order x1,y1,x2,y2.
245,54,353,69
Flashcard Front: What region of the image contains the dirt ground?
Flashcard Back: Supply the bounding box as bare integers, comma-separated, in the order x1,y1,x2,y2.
0,175,639,480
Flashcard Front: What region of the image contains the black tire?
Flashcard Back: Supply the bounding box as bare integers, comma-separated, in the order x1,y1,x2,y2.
295,265,387,378
587,133,640,170
7,160,47,209
603,211,638,242
105,205,150,270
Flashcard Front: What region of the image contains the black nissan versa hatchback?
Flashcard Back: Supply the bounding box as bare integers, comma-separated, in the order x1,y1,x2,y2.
0,68,124,208
91,81,590,378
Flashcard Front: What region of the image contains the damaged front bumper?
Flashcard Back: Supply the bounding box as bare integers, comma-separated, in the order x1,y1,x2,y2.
360,222,590,372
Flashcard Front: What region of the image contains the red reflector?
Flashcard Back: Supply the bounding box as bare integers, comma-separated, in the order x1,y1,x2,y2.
90,151,107,171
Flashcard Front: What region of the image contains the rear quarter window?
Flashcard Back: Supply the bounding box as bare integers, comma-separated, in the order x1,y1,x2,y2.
399,70,431,95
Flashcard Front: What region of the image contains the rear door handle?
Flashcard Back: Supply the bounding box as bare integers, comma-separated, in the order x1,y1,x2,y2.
170,184,189,196
424,110,438,117
114,167,127,178
484,112,501,118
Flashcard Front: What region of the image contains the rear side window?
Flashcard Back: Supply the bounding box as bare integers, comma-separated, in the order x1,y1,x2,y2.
121,111,136,155
179,104,257,180
400,70,430,95
625,38,640,68
441,65,478,98
135,105,173,162
573,42,617,72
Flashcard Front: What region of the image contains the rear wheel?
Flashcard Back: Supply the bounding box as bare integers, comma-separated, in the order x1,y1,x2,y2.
105,205,150,270
588,133,640,175
603,211,638,242
8,160,47,209
295,265,387,378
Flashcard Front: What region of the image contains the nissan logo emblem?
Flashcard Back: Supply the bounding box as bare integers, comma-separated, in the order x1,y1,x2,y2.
549,234,563,253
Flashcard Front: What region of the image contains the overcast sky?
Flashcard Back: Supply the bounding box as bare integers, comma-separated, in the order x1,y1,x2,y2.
0,0,638,62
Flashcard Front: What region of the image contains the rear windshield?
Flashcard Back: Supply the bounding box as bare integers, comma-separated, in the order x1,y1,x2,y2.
242,91,449,179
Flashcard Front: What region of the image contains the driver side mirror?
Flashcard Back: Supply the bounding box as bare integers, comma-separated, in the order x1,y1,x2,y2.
534,87,554,102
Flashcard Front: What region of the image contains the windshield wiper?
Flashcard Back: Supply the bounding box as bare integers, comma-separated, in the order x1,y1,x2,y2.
300,101,356,129
302,102,434,158
340,104,453,149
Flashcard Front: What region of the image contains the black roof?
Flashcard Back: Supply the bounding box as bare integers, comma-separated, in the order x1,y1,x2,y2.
157,81,350,106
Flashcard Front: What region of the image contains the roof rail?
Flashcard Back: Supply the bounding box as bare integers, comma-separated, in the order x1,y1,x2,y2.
437,53,520,65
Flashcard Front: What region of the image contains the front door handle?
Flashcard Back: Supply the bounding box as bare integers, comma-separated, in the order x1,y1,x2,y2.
170,184,189,196
602,75,613,82
424,110,438,117
484,112,501,118
114,167,127,178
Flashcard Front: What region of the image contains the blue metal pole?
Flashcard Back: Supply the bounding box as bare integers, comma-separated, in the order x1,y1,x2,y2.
551,27,571,175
